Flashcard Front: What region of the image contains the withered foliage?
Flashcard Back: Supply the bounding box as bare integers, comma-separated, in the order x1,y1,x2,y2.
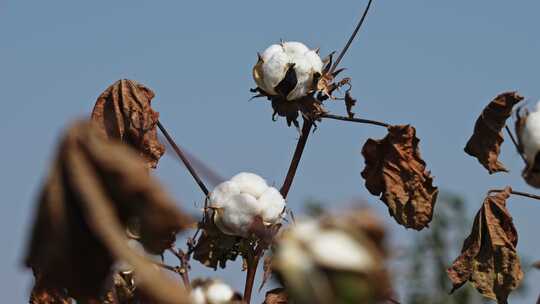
193,218,242,270
447,187,523,303
29,271,71,304
91,79,165,169
361,125,438,230
514,108,540,188
263,288,288,304
24,121,192,303
464,92,524,174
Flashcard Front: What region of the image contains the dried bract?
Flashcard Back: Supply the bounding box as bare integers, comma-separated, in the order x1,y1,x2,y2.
361,125,438,230
464,92,524,174
447,187,523,303
91,79,165,169
24,121,191,302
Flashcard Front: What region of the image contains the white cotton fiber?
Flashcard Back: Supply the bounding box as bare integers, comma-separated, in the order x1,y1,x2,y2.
209,172,286,237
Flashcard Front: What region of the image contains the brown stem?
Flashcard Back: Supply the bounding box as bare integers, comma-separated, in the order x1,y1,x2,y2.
490,189,540,201
243,247,263,304
504,125,527,164
330,0,374,73
157,120,210,196
280,119,314,198
321,113,390,128
168,248,191,290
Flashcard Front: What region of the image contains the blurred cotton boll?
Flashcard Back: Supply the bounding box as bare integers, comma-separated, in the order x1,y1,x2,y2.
190,279,240,304
273,212,392,304
209,172,285,237
253,41,323,101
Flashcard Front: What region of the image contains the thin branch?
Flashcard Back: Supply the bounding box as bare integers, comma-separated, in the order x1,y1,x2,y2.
168,248,191,290
330,0,374,73
490,189,540,201
157,120,210,196
321,113,389,128
243,246,264,304
280,119,314,198
504,125,527,164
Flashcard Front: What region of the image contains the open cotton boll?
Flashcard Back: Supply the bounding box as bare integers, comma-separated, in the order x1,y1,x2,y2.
308,230,375,272
230,172,268,198
254,41,323,101
209,172,286,237
521,102,540,165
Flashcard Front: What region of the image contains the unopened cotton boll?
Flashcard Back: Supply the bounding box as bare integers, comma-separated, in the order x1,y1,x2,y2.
253,41,323,101
520,102,540,166
209,172,285,237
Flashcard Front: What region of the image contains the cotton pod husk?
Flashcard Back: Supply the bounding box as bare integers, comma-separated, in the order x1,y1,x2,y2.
91,79,165,169
515,108,540,188
464,92,524,174
361,125,438,230
447,187,523,303
24,121,192,303
272,209,391,304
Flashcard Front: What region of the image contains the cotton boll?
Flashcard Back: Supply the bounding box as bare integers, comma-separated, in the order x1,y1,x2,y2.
206,281,235,304
521,103,540,165
253,41,324,101
308,231,375,272
230,172,268,198
209,181,240,208
258,187,286,224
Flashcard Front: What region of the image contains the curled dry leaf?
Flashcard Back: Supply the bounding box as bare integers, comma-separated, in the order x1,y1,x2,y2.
24,121,192,303
91,79,165,169
263,288,288,304
464,92,524,174
447,187,523,303
361,125,438,230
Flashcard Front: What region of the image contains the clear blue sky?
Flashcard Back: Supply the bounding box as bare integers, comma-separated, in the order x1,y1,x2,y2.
2,1,540,303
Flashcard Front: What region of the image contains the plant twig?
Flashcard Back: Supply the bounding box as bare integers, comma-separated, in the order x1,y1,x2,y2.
168,248,191,290
330,0,374,73
504,125,527,164
243,246,264,304
321,113,389,128
157,120,210,196
489,188,540,201
280,119,314,198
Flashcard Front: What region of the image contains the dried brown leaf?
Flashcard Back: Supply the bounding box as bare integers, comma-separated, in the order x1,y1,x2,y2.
447,187,523,303
29,271,71,304
361,125,438,230
91,79,165,169
24,121,191,302
464,92,524,174
263,288,288,304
